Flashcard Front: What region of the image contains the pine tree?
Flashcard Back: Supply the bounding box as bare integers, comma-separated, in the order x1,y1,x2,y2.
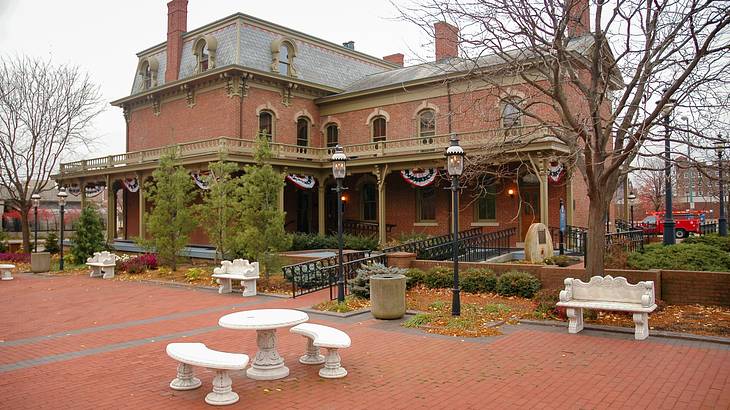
231,135,292,278
71,205,105,263
142,153,196,270
195,161,242,262
44,231,60,254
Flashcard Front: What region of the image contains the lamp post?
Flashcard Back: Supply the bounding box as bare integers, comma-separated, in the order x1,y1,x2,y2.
681,115,693,209
661,97,677,245
715,139,727,237
57,187,68,271
31,193,41,252
628,192,637,229
445,135,465,317
331,145,348,303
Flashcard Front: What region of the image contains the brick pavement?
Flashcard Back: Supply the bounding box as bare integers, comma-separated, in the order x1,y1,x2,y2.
1,273,728,409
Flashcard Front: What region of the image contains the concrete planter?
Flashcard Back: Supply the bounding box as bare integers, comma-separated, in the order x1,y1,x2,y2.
31,252,51,273
370,274,406,320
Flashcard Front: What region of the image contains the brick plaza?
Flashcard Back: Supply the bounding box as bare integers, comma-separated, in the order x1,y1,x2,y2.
1,273,728,409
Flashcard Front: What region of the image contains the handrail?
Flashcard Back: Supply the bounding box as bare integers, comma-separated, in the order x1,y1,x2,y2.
417,227,516,261
59,126,551,175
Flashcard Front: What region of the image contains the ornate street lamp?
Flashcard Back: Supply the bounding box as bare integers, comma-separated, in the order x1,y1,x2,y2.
661,96,677,245
31,192,41,252
57,187,68,271
628,192,637,229
331,145,348,303
445,135,465,317
715,139,727,237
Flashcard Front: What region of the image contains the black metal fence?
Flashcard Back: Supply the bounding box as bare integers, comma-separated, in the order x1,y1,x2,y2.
700,222,718,235
283,251,366,298
342,219,395,236
605,229,646,253
549,225,588,255
381,227,483,254
417,227,516,262
325,253,388,300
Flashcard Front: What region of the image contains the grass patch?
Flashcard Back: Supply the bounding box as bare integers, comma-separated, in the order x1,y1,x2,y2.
403,313,432,328
313,296,369,313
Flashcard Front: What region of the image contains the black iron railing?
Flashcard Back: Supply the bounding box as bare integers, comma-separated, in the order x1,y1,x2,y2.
283,251,367,298
700,222,718,235
325,253,388,300
381,227,483,254
614,219,631,232
605,229,646,253
417,227,516,262
341,219,395,236
550,225,588,255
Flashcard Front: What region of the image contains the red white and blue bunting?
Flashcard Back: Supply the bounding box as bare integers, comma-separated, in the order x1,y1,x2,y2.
286,174,316,189
68,184,105,198
401,168,438,187
547,162,566,185
122,178,140,192
192,171,213,190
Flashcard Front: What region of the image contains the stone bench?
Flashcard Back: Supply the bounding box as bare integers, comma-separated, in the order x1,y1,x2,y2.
166,342,249,406
0,264,15,281
290,323,351,378
86,251,118,279
556,275,657,340
212,259,260,297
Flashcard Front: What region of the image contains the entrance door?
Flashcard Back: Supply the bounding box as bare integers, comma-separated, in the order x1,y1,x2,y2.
296,190,313,233
520,185,540,239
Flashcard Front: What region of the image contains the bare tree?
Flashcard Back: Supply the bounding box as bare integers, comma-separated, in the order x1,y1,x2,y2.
632,158,666,212
399,0,730,274
0,56,103,252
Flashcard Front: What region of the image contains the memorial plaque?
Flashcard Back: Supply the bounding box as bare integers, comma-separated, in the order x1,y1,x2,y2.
538,229,546,245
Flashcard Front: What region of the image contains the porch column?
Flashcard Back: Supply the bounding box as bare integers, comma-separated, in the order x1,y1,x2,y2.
105,176,115,242
278,167,287,213
138,174,146,240
375,165,389,247
318,174,326,235
539,161,549,227
566,173,574,226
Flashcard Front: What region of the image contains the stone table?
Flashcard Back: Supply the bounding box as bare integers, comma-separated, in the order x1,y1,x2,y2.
218,309,309,380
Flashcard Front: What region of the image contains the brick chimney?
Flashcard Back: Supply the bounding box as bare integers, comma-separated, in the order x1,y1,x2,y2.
434,21,458,61
165,0,188,82
566,0,590,37
383,53,404,67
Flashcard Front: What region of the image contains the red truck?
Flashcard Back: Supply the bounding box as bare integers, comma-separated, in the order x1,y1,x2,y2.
638,211,706,239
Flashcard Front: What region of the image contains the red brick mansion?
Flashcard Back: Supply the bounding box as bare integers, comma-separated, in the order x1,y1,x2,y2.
56,0,597,247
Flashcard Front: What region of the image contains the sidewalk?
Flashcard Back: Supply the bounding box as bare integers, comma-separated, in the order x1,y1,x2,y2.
1,273,728,409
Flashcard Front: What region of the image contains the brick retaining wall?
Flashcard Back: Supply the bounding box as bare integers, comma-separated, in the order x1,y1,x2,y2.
405,257,727,306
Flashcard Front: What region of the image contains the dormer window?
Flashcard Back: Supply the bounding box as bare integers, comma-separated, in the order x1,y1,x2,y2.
271,38,298,77
193,35,218,74
137,57,159,90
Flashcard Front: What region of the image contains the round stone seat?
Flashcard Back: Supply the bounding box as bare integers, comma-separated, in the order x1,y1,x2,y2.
0,264,15,281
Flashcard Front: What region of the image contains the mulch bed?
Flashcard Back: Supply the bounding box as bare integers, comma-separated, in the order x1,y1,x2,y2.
587,305,730,337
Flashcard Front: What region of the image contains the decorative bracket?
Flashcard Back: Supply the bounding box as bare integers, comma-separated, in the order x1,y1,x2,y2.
181,84,195,108
147,94,161,116
281,82,298,107
122,105,131,123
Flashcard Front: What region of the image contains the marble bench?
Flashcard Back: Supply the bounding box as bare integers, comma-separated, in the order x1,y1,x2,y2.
212,259,260,297
290,323,351,378
556,275,657,340
0,264,15,281
166,342,249,406
86,251,118,279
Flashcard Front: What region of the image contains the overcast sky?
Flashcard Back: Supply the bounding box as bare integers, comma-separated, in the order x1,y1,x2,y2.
0,0,427,160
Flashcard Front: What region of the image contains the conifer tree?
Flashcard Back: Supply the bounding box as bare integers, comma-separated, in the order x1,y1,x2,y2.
71,205,105,263
195,161,242,262
232,135,292,277
143,153,195,270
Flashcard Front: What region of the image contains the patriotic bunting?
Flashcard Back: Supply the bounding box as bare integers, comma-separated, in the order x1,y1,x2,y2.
286,174,316,189
400,168,438,187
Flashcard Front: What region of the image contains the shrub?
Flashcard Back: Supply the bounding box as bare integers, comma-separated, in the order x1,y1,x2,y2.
118,253,158,274
460,268,497,293
343,234,378,251
404,268,426,289
397,232,431,244
348,263,407,299
627,242,730,272
423,266,452,289
44,232,60,254
0,252,31,263
544,255,579,267
290,233,337,251
71,206,106,265
533,288,564,318
683,234,730,252
185,267,205,282
495,271,541,298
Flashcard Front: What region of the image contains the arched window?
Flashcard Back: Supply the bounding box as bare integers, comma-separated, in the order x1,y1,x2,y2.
325,123,339,148
296,117,309,147
140,61,152,90
259,111,274,140
501,98,523,128
372,116,387,143
271,39,297,77
193,35,217,74
279,44,291,75
362,183,377,221
418,109,436,138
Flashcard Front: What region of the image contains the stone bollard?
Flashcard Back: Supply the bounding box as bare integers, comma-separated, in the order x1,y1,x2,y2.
370,274,407,319
31,252,51,273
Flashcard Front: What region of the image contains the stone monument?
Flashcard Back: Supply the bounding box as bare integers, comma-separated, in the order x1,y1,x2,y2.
523,223,554,263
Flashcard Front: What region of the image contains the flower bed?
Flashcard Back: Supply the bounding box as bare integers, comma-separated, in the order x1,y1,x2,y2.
0,253,31,263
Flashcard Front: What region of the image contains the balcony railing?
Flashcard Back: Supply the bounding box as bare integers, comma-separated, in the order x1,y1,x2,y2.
59,126,556,176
